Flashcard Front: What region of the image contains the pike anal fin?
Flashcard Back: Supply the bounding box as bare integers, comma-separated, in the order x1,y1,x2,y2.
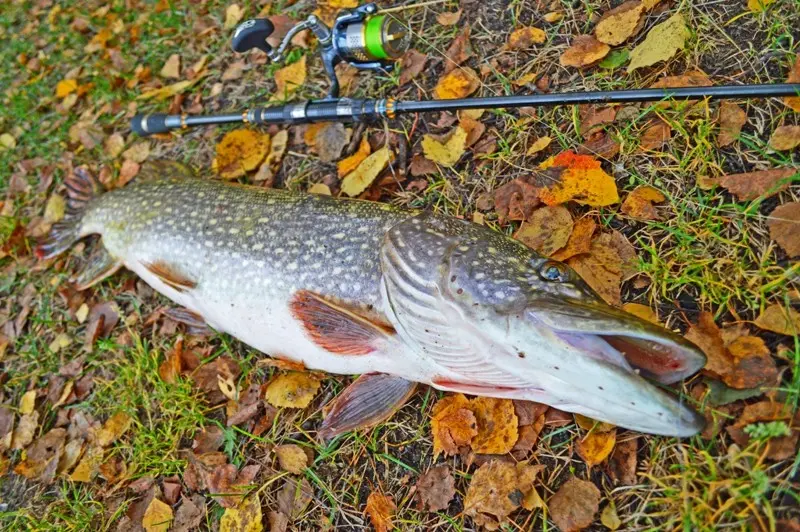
318,374,417,439
73,246,122,290
289,290,393,355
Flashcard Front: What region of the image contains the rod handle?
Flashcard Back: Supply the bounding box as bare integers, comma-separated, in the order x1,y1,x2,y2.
131,114,171,136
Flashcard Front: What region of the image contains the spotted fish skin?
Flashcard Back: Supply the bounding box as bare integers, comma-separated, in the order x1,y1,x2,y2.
62,174,706,437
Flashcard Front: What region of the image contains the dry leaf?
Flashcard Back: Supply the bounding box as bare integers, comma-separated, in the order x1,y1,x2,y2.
784,54,800,112
560,35,610,68
600,504,622,530
768,125,800,151
575,414,615,433
726,401,798,461
768,202,800,257
275,444,308,474
579,105,617,136
754,304,800,336
627,13,689,72
105,133,125,158
97,411,133,447
469,397,518,454
272,55,306,100
715,168,796,201
549,477,601,532
685,312,731,377
577,429,617,468
443,28,472,73
313,123,350,162
620,185,665,220
365,492,395,532
748,0,777,12
717,102,747,147
212,129,270,179
551,217,596,261
434,67,480,99
594,1,645,46
264,372,321,408
514,205,573,256
122,142,150,163
436,10,461,26
254,129,288,184
224,4,244,30
160,54,180,79
537,151,620,206
606,436,637,484
11,412,38,450
19,390,36,415
398,49,427,85
56,79,78,98
459,116,486,147
337,136,371,177
527,136,552,156
507,27,546,50
639,120,672,151
494,178,540,222
415,465,455,512
622,303,659,325
308,183,331,195
340,146,392,197
567,235,627,305
430,394,478,457
143,498,173,532
13,428,65,483
220,494,263,532
464,460,543,529
421,127,467,167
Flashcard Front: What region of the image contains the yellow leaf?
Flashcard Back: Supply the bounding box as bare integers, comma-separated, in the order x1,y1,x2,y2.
365,492,396,532
595,1,645,46
56,79,78,98
620,185,665,220
622,303,660,325
340,146,392,197
159,54,181,79
0,133,16,150
601,503,622,530
544,11,564,23
526,136,551,156
574,414,616,433
434,67,480,99
220,494,263,532
337,136,371,177
271,56,306,100
142,498,173,532
514,205,573,257
308,183,331,195
212,129,271,179
538,151,620,206
96,411,133,447
275,444,308,474
768,125,800,151
464,461,543,527
327,0,358,7
137,74,206,101
469,397,518,454
577,428,617,468
264,372,321,408
224,4,244,30
430,394,478,457
69,445,104,482
421,127,467,168
627,13,689,72
748,0,776,12
19,390,36,415
754,304,800,336
507,27,546,50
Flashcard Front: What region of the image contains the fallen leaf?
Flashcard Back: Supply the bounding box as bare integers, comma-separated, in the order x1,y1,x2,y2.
606,436,638,484
567,235,628,305
105,133,125,158
579,105,617,136
14,428,66,483
575,414,615,433
56,79,78,98
415,465,456,512
514,205,574,256
754,304,800,336
549,477,601,532
70,444,103,482
507,27,546,50
717,102,747,147
685,312,732,377
421,126,467,167
12,411,38,450
118,160,140,187
173,495,206,532
627,13,689,72
97,411,133,447
275,444,308,474
272,55,306,100
160,54,181,79
365,492,395,532
436,10,461,26
726,401,799,461
577,429,617,468
276,477,313,519
308,183,331,195
639,120,672,151
560,35,610,68
224,4,244,30
337,136,371,177
537,151,620,206
551,217,596,261
748,0,777,12
459,116,486,147
19,390,36,415
494,178,541,223
544,11,564,23
430,394,478,457
622,302,659,324
769,125,800,151
594,1,645,46
398,49,427,85
527,136,552,156
264,372,321,408
443,28,472,73
784,54,800,112
464,460,543,529
212,129,270,179
469,397,518,454
122,141,150,163
600,504,622,530
434,67,480,99
220,494,263,532
715,168,797,201
340,146,392,197
620,185,665,220
254,129,288,184
143,498,173,532
0,133,17,150
768,202,800,257
313,123,350,162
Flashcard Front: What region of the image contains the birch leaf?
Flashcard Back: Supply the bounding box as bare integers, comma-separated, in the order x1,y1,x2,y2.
340,146,392,197
627,13,689,72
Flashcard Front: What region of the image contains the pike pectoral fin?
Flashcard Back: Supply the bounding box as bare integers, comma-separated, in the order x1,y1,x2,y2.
144,260,197,293
73,246,122,290
163,307,212,335
289,290,393,355
318,374,417,439
137,160,196,181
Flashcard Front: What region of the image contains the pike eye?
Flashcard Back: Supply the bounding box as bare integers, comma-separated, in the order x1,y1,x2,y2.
539,261,568,283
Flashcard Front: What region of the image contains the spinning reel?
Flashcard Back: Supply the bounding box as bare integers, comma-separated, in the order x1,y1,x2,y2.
231,3,409,99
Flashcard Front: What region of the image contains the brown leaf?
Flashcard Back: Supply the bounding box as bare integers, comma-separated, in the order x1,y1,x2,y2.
160,54,181,79
685,312,732,377
768,201,800,257
365,492,395,532
14,428,66,483
639,120,672,151
784,54,800,112
514,205,573,256
313,123,350,162
463,460,543,529
606,436,638,485
549,477,601,532
436,10,462,26
726,401,799,461
398,49,427,85
594,1,644,46
568,236,625,306
579,105,617,136
560,35,610,68
551,217,596,261
717,102,747,147
769,125,800,151
494,178,540,223
173,494,206,532
715,168,797,201
754,304,800,336
430,394,478,457
620,185,665,220
507,27,546,50
206,462,261,508
577,130,622,159
444,28,472,74
459,116,486,148
276,477,313,519
415,465,456,512
469,397,518,454
513,400,549,426
434,67,480,99
577,429,617,468
275,444,308,474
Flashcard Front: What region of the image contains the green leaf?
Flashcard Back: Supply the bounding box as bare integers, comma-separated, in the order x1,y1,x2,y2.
599,49,629,69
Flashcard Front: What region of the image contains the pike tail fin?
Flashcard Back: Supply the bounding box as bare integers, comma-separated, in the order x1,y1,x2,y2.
36,167,101,260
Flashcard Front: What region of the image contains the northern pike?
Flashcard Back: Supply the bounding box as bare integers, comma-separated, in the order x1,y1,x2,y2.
39,164,706,437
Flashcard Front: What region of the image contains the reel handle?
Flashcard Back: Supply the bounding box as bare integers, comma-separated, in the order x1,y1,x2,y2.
231,18,275,54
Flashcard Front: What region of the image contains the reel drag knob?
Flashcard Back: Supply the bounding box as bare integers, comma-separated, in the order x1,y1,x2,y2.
231,18,275,54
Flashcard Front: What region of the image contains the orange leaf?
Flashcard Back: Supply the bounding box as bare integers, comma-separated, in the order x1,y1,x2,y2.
715,168,797,201
434,67,480,99
507,27,546,50
577,429,617,468
551,217,596,261
469,397,519,454
365,492,396,532
430,394,478,457
464,460,543,529
768,125,800,151
538,151,620,206
767,202,800,258
620,185,665,220
559,35,610,68
337,136,371,177
717,102,747,147
514,205,574,256
784,54,800,112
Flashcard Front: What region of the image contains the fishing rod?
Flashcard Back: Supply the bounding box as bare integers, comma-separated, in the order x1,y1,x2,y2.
131,3,800,137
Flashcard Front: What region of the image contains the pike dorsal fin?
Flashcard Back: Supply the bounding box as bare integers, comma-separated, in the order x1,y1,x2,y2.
137,160,196,182
289,290,393,355
73,245,122,290
318,373,416,439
